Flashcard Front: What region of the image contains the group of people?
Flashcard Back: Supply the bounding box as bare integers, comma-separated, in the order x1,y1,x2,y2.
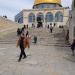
16,24,75,63
16,25,30,62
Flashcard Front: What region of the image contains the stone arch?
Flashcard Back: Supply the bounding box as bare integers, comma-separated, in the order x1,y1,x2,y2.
28,13,35,22
55,11,63,22
45,12,54,22
36,12,44,28
36,12,44,22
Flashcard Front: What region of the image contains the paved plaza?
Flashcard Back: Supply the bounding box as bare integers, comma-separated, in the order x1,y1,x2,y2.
0,28,75,75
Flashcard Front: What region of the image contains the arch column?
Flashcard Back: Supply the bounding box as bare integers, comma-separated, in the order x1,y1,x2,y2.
44,13,46,28
35,14,37,28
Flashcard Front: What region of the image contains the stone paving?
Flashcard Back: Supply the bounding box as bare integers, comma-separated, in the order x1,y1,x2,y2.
0,43,75,75
0,28,75,75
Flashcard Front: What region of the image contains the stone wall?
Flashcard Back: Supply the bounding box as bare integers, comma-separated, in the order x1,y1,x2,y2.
69,0,75,44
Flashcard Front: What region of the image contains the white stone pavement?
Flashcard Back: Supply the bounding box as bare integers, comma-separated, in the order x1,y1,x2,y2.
0,43,75,75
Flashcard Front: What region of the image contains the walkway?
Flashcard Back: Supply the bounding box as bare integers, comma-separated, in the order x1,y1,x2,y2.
0,27,75,75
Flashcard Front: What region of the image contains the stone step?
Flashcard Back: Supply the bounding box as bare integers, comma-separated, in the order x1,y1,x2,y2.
0,26,67,47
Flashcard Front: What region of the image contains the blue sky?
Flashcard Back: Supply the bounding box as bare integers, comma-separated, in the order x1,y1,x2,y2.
0,0,72,20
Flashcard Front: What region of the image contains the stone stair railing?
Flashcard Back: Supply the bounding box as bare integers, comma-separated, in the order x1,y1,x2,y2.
0,16,23,38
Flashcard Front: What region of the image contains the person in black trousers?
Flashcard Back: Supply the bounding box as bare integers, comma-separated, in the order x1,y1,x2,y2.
33,35,37,44
17,33,27,62
50,25,53,33
71,39,75,56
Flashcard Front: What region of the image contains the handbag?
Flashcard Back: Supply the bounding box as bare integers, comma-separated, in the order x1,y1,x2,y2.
24,37,30,48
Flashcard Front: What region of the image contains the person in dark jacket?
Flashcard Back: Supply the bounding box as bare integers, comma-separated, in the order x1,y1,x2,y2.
71,39,75,56
17,28,21,36
17,33,27,62
33,35,37,44
50,25,53,33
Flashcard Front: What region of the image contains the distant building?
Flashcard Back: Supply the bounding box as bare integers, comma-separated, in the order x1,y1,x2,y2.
15,0,70,28
69,0,75,43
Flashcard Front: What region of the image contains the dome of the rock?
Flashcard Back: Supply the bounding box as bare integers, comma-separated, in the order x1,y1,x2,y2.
34,0,61,5
33,0,61,9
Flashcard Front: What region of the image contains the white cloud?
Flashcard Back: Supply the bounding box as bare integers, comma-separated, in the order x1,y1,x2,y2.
0,0,34,20
62,0,72,8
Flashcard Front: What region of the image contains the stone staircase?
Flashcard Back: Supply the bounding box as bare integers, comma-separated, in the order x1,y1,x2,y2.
0,16,23,38
0,23,70,47
30,27,70,47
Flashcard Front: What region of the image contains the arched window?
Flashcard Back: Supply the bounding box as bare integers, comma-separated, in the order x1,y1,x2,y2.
37,13,44,22
55,11,63,22
18,17,23,23
45,12,53,22
28,13,35,23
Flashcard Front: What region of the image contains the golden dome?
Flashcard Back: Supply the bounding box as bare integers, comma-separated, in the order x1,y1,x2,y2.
34,0,61,5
